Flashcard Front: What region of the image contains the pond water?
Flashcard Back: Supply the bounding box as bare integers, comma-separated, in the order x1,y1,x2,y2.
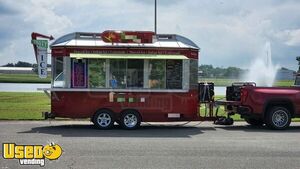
0,83,226,95
0,83,50,92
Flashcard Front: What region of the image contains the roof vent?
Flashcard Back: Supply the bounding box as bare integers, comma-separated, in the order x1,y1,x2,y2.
76,33,101,39
157,35,175,41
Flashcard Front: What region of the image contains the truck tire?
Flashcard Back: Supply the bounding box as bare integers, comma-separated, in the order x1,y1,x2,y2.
93,109,114,129
245,118,264,126
120,110,141,130
265,106,291,130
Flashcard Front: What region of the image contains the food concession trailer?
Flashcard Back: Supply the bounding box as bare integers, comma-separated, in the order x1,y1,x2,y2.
35,30,217,129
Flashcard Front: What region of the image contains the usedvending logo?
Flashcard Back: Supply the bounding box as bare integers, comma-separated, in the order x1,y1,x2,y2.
2,142,62,167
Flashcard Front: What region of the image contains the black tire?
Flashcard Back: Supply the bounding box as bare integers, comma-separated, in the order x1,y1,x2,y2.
245,118,264,126
120,110,141,130
265,106,291,130
92,109,114,129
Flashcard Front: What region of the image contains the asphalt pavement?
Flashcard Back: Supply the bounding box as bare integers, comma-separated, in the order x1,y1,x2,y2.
0,121,300,169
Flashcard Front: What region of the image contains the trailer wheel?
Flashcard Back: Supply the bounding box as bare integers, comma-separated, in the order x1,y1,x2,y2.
245,118,264,126
265,106,291,130
120,110,141,130
93,109,114,129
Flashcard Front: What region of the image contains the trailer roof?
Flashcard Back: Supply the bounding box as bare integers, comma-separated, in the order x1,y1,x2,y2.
51,32,199,49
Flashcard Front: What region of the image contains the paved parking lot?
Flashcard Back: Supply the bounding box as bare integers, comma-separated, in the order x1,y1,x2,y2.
0,121,300,169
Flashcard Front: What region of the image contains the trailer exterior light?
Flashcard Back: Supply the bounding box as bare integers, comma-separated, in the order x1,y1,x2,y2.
241,88,248,103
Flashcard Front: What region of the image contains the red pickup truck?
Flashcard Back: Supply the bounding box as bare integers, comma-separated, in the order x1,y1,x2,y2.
219,79,300,130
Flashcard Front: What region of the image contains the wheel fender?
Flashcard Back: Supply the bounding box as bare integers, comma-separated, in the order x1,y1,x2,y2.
263,98,295,118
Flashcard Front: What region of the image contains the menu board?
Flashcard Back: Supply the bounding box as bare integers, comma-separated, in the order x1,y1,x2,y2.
166,60,182,89
72,59,87,88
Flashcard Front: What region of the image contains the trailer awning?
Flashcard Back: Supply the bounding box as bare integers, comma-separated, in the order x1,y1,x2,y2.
70,53,188,60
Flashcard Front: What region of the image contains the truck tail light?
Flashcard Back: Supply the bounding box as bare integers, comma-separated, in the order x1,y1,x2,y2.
240,89,248,103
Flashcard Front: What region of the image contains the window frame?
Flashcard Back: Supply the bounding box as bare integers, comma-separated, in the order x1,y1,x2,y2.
67,58,189,91
52,57,64,88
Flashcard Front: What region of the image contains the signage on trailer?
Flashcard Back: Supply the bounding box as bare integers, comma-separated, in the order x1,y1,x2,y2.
72,60,87,88
166,60,182,89
101,31,154,44
32,39,48,49
32,39,48,78
37,48,48,78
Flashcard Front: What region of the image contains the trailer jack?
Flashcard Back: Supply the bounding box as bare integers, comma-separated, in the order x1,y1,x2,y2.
42,112,55,119
214,116,234,125
199,98,234,125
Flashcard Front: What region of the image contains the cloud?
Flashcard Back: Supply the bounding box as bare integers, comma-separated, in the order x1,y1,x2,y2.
286,29,300,46
23,1,73,35
0,1,17,15
274,29,300,46
153,0,300,69
0,0,73,64
0,0,300,70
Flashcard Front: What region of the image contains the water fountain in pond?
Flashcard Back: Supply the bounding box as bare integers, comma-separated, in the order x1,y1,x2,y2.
243,41,279,87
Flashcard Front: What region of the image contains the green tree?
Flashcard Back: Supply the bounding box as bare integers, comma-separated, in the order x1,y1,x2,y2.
199,64,244,78
14,61,32,67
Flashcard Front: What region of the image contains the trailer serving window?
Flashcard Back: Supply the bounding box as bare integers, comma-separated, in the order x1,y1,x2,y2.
52,57,64,88
70,54,189,90
127,59,144,88
109,59,144,88
148,60,166,89
110,59,126,88
88,59,106,88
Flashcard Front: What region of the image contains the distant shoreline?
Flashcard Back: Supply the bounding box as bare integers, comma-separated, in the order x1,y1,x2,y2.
0,73,51,84
0,73,294,86
0,81,50,84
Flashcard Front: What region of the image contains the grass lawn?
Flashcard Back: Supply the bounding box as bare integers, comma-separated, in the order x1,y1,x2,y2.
0,73,294,86
273,80,294,87
0,93,233,120
0,92,50,119
200,96,300,122
199,78,294,87
199,78,238,87
200,96,243,121
0,73,51,83
0,92,298,122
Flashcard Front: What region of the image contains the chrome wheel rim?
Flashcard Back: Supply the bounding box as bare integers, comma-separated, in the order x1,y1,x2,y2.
124,114,137,128
97,113,111,127
272,110,288,128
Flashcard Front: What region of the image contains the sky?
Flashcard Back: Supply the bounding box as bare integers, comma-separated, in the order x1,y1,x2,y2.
0,0,300,70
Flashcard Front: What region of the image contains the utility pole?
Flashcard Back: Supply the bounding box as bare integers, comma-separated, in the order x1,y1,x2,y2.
154,0,157,34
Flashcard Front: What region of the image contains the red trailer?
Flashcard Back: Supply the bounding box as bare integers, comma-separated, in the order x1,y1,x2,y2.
38,30,217,129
